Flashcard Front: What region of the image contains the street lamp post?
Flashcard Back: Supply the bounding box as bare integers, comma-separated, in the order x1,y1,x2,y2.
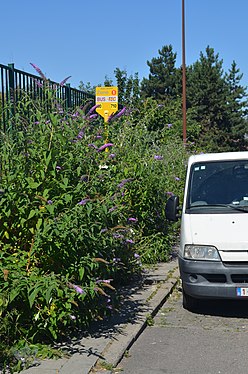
182,0,187,143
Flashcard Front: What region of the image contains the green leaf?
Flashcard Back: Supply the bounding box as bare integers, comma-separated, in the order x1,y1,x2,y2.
26,177,41,189
62,178,69,187
9,288,21,303
28,287,41,308
45,285,55,304
4,209,11,218
4,231,9,239
64,194,72,204
79,267,85,281
28,210,37,220
45,205,55,214
36,218,43,230
124,167,129,177
44,151,52,167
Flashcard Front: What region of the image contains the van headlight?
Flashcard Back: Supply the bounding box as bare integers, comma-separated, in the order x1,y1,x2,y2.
184,245,220,261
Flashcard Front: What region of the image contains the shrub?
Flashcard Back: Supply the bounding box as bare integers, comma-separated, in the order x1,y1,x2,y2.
0,81,190,369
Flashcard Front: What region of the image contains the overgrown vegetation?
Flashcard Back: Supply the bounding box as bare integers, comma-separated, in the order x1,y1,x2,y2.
1,41,248,371
0,76,189,372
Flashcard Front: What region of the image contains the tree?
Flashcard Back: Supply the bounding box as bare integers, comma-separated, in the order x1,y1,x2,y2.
186,47,248,151
140,45,180,100
225,61,248,148
103,75,113,86
114,68,140,107
187,46,228,130
78,81,95,95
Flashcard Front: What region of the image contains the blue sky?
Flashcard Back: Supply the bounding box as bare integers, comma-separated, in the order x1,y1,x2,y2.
2,0,248,89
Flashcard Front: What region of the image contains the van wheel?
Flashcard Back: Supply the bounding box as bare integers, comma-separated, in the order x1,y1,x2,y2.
182,289,197,311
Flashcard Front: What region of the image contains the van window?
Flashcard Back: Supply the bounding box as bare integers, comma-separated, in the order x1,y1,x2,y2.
187,160,248,209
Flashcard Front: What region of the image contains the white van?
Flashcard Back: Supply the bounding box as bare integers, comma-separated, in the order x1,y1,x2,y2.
166,151,248,310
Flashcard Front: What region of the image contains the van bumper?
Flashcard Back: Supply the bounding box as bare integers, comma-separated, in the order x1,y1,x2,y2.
179,256,248,300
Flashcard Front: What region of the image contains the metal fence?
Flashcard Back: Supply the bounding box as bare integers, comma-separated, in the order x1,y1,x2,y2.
0,63,94,131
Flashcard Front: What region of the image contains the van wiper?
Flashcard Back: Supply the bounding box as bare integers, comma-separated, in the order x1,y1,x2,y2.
190,204,248,212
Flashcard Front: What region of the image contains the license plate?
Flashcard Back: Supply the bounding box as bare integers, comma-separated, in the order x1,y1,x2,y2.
237,287,248,297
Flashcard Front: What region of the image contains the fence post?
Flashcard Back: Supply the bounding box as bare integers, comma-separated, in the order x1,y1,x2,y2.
8,63,15,129
65,83,72,110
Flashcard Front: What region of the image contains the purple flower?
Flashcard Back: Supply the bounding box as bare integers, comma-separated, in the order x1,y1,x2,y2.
117,178,133,189
108,107,127,122
154,155,163,160
56,165,62,170
56,103,64,114
109,206,118,212
97,143,114,152
96,279,112,284
126,239,135,244
174,177,180,181
134,253,140,259
78,198,90,205
100,228,108,233
72,284,85,294
167,123,173,128
109,153,116,159
59,75,71,87
88,114,98,120
113,233,124,239
69,315,76,320
30,63,47,80
72,112,80,118
77,130,84,139
86,104,100,117
166,191,174,197
88,143,98,149
113,257,121,263
34,79,43,88
47,200,53,205
128,217,138,223
81,101,93,112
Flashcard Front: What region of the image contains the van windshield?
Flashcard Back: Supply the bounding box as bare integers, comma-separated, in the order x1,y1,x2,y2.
187,160,248,212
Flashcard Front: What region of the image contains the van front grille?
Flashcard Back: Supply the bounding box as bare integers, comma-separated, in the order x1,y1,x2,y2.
223,262,248,267
202,274,227,283
231,274,248,283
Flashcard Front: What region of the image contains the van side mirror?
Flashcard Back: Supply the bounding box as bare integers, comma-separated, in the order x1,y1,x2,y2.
165,195,180,222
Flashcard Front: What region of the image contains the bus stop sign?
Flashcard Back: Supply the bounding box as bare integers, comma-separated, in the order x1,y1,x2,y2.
95,86,118,119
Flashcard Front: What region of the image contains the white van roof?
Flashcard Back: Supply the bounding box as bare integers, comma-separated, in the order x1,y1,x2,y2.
188,151,248,166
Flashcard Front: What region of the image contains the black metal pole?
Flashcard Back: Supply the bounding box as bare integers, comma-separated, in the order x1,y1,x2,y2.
182,0,187,143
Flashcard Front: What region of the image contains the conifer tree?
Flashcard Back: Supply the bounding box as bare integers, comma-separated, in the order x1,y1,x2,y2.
187,46,228,131
225,61,248,148
141,45,179,100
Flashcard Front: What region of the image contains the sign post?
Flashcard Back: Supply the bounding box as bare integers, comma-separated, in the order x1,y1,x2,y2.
95,87,118,148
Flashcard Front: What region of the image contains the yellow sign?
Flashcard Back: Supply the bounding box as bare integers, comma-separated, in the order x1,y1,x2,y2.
95,86,118,119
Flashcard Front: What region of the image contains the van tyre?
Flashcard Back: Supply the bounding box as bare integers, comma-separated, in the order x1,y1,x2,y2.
182,288,197,311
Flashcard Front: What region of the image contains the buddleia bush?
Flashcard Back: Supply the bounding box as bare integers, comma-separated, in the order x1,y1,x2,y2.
0,68,190,370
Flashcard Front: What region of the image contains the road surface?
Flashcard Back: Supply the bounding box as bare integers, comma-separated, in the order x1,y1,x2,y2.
117,285,248,374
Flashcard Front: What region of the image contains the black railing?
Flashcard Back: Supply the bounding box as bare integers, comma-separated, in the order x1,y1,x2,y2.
0,63,94,131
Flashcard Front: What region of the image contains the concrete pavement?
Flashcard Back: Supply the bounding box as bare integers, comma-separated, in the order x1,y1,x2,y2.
21,260,179,374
